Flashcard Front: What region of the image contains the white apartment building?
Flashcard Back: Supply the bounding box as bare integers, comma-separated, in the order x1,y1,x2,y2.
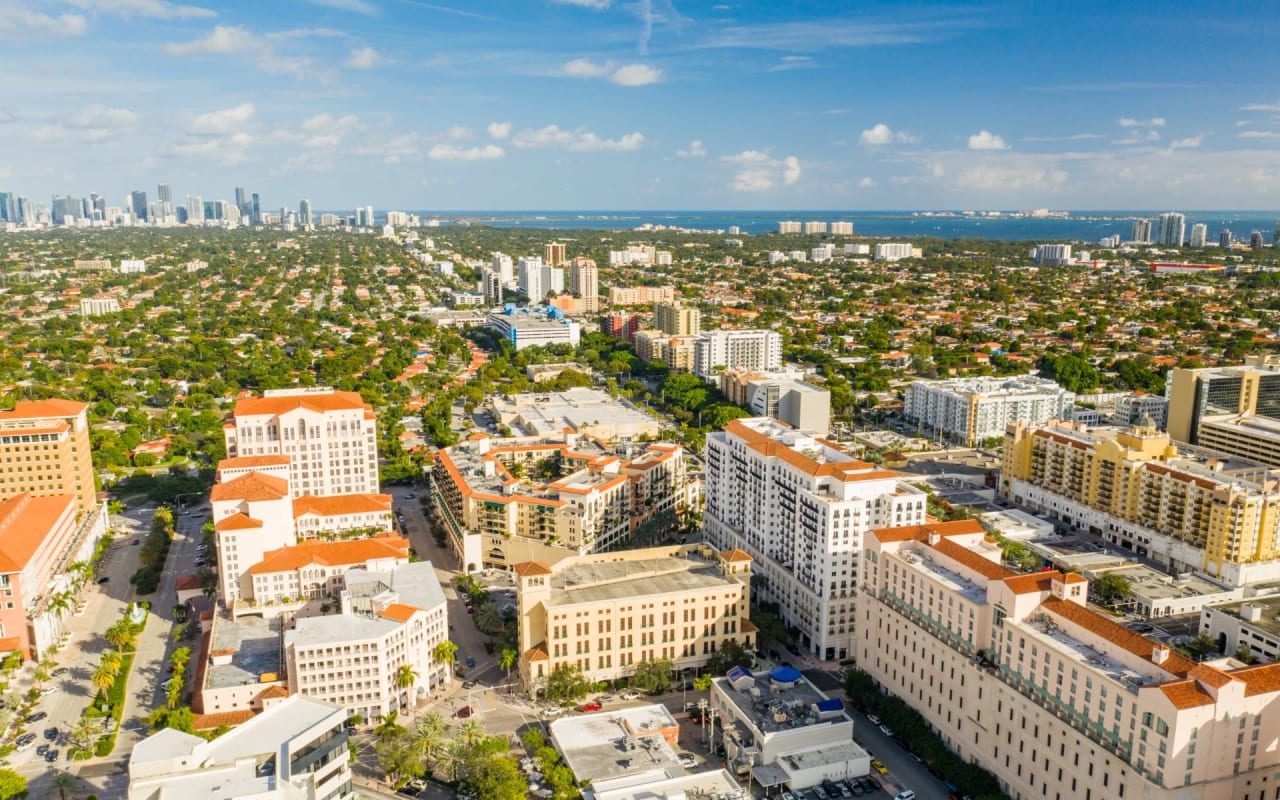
811,244,835,262
904,375,1075,446
492,251,515,284
693,329,783,379
703,418,927,661
540,263,566,296
79,295,120,316
128,695,353,800
284,561,449,720
1190,223,1208,248
247,535,411,606
862,518,1280,800
519,256,544,299
224,387,379,497
486,309,581,351
211,471,297,604
1157,212,1186,247
829,221,854,235
1033,244,1073,266
802,221,827,234
873,243,917,262
118,258,146,273
568,258,599,313
777,221,802,234
1113,392,1169,429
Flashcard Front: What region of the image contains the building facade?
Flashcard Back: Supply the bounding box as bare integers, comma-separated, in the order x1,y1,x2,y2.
430,432,691,573
224,388,379,497
861,518,1280,800
654,303,702,336
608,286,675,306
1003,419,1280,585
693,329,783,379
905,375,1075,447
486,309,582,350
514,544,754,696
568,257,599,313
0,399,98,517
703,417,927,661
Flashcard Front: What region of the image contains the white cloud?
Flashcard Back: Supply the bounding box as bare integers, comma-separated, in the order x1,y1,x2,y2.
427,144,505,160
1242,100,1280,112
64,0,215,20
561,58,613,78
721,149,800,192
190,103,254,134
859,123,917,146
676,140,707,158
163,132,253,164
346,46,383,69
352,132,426,163
301,112,362,135
302,0,376,13
783,155,801,185
447,126,474,140
1240,130,1280,139
1022,132,1104,142
64,104,139,130
294,113,364,149
858,176,876,188
512,125,646,152
1114,130,1161,145
1118,116,1165,127
559,59,664,86
1169,135,1203,149
967,130,1009,150
767,55,814,72
610,63,663,86
487,121,511,140
550,0,611,8
166,25,312,78
0,8,88,41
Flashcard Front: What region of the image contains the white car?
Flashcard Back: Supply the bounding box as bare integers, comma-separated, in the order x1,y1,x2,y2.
543,706,563,717
677,754,697,768
866,714,881,726
621,691,641,700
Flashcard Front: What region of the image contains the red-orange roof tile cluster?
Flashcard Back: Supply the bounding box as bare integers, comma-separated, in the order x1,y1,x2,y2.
0,399,87,421
210,471,290,503
232,390,371,417
292,493,393,519
0,493,75,573
248,535,410,575
1041,598,1197,677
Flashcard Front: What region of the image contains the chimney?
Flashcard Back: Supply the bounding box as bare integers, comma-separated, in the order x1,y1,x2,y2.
927,531,941,546
1152,644,1170,665
1050,573,1067,600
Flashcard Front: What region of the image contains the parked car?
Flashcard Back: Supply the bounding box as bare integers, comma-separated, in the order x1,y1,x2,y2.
871,759,889,775
812,787,829,800
455,706,472,719
677,753,697,768
866,714,881,726
878,724,894,737
97,577,110,584
51,667,67,677
465,655,475,668
621,691,641,700
44,749,58,762
26,712,47,724
16,734,35,751
132,538,140,545
36,744,49,757
40,685,55,695
43,727,58,741
578,702,602,713
543,706,563,717
462,679,478,689
893,792,915,800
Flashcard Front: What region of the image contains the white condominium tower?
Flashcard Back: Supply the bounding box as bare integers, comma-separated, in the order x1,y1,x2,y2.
702,417,927,661
224,387,379,497
693,329,782,378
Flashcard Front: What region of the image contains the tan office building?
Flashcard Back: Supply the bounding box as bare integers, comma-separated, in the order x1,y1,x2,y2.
514,544,755,696
568,257,599,313
862,518,1280,800
0,399,97,517
654,303,701,336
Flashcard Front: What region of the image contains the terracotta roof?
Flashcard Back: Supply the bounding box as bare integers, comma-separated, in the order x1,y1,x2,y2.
175,575,203,592
720,549,753,563
0,399,87,421
210,471,290,503
1188,664,1235,689
524,643,550,661
192,710,257,730
1062,573,1088,584
292,493,393,519
248,536,410,575
215,513,263,531
740,619,758,633
1158,680,1216,709
513,561,553,577
931,538,1012,581
871,518,986,544
724,419,890,480
1041,598,1197,677
379,603,420,622
218,455,292,469
232,390,371,417
1232,663,1280,697
0,636,22,655
257,685,290,700
0,494,76,573
1003,572,1058,595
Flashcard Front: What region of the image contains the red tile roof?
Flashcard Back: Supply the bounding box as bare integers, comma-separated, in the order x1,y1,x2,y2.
514,561,553,577
379,603,420,622
192,710,257,730
218,455,292,469
211,471,290,503
0,494,76,573
931,538,1012,581
1041,598,1197,677
720,549,753,563
233,391,371,417
1158,680,1215,709
871,518,986,544
524,643,550,661
248,536,410,575
0,399,87,421
215,513,263,531
1232,663,1280,697
292,493,393,519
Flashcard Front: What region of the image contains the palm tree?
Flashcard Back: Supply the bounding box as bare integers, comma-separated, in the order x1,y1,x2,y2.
499,648,517,679
435,739,467,782
432,640,457,671
413,712,447,766
100,650,123,676
395,663,418,691
456,718,486,747
50,770,77,800
474,603,502,634
105,623,131,651
91,664,117,694
70,717,99,751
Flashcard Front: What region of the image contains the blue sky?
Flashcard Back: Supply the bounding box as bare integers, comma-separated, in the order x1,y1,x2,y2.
1,0,1279,211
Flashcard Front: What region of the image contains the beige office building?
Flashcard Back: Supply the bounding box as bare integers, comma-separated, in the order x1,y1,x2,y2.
1167,356,1280,453
224,387,379,497
862,518,1280,800
0,399,97,516
654,303,702,336
608,285,676,306
568,257,599,313
514,544,755,696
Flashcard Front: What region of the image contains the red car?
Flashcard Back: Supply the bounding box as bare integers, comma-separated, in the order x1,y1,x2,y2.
455,706,472,719
578,702,602,713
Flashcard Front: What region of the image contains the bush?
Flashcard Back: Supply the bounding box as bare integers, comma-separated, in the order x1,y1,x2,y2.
130,567,161,595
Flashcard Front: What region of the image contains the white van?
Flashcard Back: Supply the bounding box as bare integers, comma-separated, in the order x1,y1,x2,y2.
894,792,915,800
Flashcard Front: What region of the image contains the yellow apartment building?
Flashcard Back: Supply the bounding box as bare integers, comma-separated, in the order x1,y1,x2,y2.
0,399,97,517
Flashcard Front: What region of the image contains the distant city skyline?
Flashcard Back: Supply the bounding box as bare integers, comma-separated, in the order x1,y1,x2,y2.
1,1,1279,209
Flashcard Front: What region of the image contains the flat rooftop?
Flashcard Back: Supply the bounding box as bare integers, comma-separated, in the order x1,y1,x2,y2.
981,508,1057,540
1205,595,1280,638
1095,564,1232,602
549,552,739,607
896,545,989,605
714,671,849,736
207,612,282,690
550,705,682,785
1011,614,1150,692
590,768,748,800
778,740,869,772
286,613,399,648
345,560,447,612
493,388,659,438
